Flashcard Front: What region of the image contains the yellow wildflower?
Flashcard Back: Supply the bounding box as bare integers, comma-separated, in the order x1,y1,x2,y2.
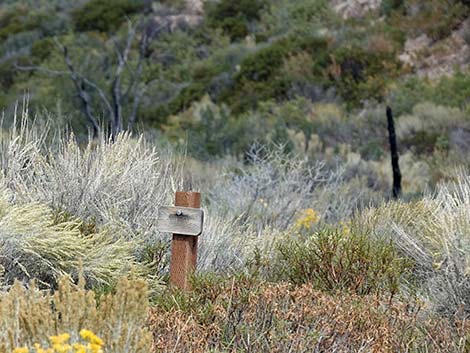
73,343,87,353
88,343,103,353
80,329,104,347
49,333,70,346
33,343,53,353
339,221,351,235
53,344,72,353
13,347,29,353
295,208,320,230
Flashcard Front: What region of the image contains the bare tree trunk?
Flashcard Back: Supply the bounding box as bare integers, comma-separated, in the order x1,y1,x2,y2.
387,106,401,199
62,46,101,137
111,77,122,139
16,20,168,139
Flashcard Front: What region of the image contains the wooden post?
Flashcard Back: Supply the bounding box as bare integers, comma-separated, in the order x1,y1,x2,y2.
169,191,201,290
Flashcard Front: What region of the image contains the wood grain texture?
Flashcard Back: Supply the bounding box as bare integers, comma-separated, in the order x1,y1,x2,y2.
169,191,201,291
157,206,204,236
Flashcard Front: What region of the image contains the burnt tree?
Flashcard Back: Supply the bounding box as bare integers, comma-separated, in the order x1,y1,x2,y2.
386,106,401,198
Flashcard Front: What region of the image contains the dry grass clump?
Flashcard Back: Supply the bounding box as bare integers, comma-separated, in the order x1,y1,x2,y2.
0,110,181,287
0,276,152,353
149,276,469,353
396,102,465,141
0,112,181,244
0,182,137,288
358,173,470,318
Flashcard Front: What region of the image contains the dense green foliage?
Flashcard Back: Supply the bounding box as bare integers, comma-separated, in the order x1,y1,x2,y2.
205,0,267,40
0,0,470,160
262,227,410,295
72,0,145,32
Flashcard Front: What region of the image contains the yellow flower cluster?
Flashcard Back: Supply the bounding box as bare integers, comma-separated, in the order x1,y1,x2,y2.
12,330,104,353
295,208,320,231
338,220,351,236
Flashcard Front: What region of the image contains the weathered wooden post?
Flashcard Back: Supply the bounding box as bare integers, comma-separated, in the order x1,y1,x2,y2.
157,191,204,290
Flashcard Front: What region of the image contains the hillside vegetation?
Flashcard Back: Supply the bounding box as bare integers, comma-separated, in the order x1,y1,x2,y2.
1,0,470,352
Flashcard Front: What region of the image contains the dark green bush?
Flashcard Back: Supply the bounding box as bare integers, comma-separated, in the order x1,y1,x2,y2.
237,36,329,82
216,16,250,41
0,5,47,41
72,0,144,32
402,131,449,155
266,227,411,295
223,39,400,111
359,140,385,160
0,60,16,91
168,81,209,114
205,0,267,41
31,37,55,61
433,72,470,108
389,73,470,115
164,58,234,118
380,0,405,16
221,36,329,112
330,46,401,107
0,56,33,91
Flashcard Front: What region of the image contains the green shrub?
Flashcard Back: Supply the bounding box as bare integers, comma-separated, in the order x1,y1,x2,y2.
223,39,399,111
433,72,470,108
330,46,401,107
30,37,55,61
237,36,329,82
168,81,209,114
0,55,34,91
237,43,288,82
223,35,329,112
164,96,253,159
258,0,334,38
0,60,17,91
206,0,267,41
380,0,405,16
72,0,144,32
402,130,448,155
359,179,470,318
267,226,411,296
389,73,470,115
359,140,385,160
163,54,237,118
388,77,430,115
0,5,48,41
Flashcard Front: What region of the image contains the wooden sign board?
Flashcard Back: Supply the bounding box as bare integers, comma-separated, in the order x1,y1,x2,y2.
157,206,204,236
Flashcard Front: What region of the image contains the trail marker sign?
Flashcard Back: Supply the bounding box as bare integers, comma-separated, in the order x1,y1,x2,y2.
157,191,204,291
157,206,204,236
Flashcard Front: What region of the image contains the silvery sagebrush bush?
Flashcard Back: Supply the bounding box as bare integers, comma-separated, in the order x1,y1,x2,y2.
199,145,377,270
359,172,470,317
0,107,182,287
0,107,182,243
0,179,139,288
